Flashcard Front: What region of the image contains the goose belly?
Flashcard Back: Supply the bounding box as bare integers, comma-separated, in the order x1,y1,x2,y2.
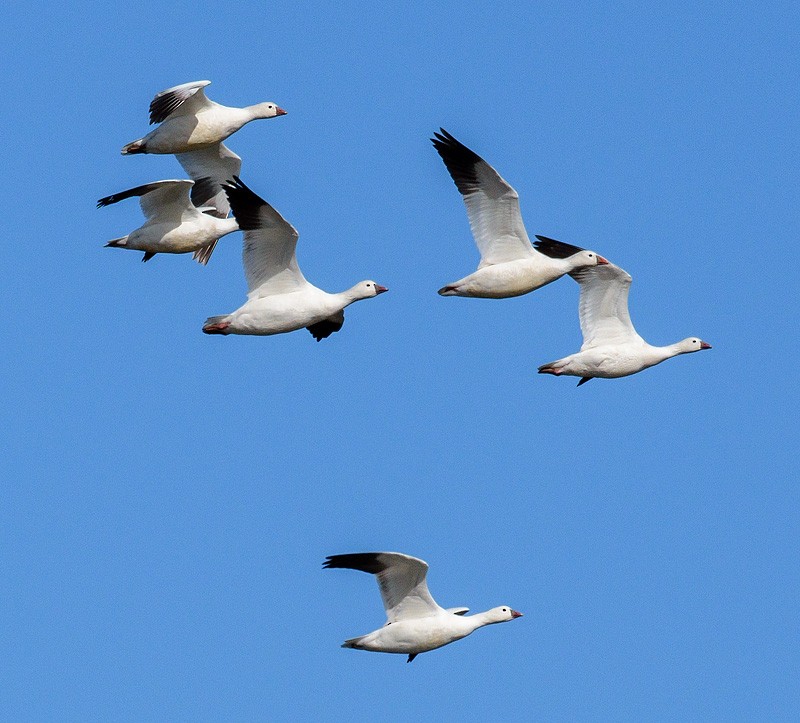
228,294,336,336
128,222,219,253
570,347,655,378
457,261,557,298
362,619,469,654
145,114,240,152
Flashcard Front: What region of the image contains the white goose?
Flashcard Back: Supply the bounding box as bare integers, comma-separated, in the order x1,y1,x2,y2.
324,552,522,663
431,129,608,297
121,80,286,156
202,177,387,339
98,180,238,264
538,258,711,385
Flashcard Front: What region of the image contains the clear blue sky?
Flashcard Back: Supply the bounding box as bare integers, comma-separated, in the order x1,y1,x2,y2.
3,1,798,719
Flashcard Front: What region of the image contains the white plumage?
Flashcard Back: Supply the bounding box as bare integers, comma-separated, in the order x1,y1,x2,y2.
538,261,711,385
324,551,522,663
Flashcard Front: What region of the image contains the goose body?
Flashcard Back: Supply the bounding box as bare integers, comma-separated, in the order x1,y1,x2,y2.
538,259,711,385
121,80,286,156
324,552,522,663
431,129,607,298
202,178,387,339
98,180,238,264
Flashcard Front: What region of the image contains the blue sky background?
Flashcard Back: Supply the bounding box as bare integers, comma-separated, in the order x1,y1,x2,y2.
3,1,798,719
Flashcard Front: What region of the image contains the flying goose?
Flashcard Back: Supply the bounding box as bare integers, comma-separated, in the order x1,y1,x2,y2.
431,129,607,297
538,257,711,385
121,80,285,155
97,179,238,264
324,551,522,663
202,177,387,339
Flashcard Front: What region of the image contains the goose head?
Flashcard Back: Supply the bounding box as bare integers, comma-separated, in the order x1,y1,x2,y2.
250,102,288,119
676,337,712,354
570,249,609,270
484,606,524,624
351,280,389,300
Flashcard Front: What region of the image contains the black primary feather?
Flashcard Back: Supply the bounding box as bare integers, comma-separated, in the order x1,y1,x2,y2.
533,235,586,259
221,176,268,231
96,182,163,208
430,128,484,196
323,553,387,574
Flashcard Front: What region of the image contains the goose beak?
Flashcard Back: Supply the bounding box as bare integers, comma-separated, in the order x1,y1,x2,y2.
511,610,523,618
700,341,712,349
374,284,388,294
275,107,288,116
597,255,610,265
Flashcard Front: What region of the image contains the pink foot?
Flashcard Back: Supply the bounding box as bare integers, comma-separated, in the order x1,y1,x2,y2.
203,321,230,335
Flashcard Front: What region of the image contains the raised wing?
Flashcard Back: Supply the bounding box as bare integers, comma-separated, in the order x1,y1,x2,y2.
222,177,306,298
149,80,213,124
175,142,242,218
431,129,536,267
324,552,443,622
570,262,642,349
97,180,195,221
446,607,470,616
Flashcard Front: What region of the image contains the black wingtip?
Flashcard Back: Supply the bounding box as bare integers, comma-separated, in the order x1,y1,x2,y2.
533,235,586,259
430,128,484,195
322,553,385,574
407,653,418,663
577,377,593,387
221,176,268,230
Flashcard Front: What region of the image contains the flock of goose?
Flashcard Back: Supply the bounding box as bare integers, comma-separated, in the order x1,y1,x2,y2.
99,80,712,662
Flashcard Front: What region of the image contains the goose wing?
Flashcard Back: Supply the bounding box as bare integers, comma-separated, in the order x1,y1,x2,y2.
431,129,537,268
149,80,214,124
324,552,443,622
222,177,307,298
97,180,196,221
570,262,642,349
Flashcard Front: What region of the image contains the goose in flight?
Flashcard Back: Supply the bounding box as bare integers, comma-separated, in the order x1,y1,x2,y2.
431,129,607,298
202,177,387,339
324,552,522,663
538,257,711,385
97,180,238,264
121,80,286,155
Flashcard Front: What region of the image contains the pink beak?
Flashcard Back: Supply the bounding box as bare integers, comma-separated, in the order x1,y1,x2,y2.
597,255,610,265
511,610,523,618
700,341,712,349
275,107,288,116
375,284,388,294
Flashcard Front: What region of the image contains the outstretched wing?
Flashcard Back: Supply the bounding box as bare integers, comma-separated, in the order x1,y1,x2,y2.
324,552,443,622
149,80,213,124
570,262,642,349
97,180,195,221
222,177,307,298
431,129,537,267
